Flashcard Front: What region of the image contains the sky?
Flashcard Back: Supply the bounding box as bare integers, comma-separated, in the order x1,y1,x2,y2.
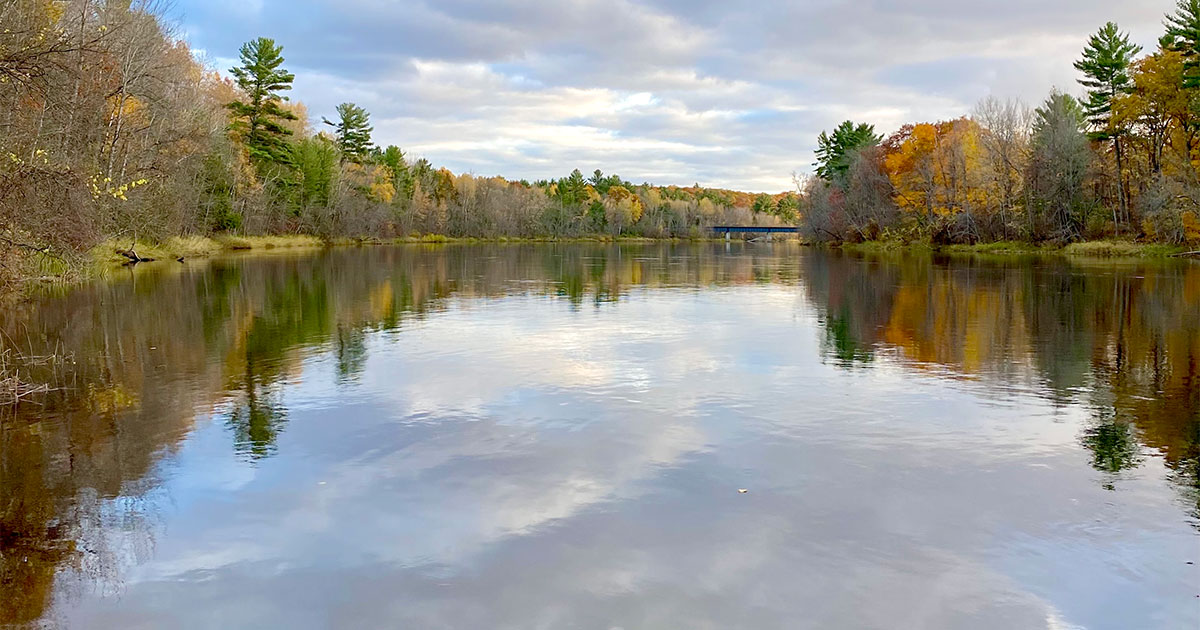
173,0,1174,192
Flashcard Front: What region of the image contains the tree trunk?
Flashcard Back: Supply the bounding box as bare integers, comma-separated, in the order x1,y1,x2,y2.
1115,136,1127,234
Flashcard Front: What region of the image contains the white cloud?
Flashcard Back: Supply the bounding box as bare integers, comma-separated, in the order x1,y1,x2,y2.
176,0,1178,190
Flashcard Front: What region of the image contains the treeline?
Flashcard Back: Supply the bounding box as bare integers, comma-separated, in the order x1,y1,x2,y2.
801,3,1200,246
0,1,791,286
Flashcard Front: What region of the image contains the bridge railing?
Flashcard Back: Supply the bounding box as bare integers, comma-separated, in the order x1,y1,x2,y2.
711,226,800,234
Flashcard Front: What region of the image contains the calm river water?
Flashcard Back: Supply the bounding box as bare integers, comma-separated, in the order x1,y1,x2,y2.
1,243,1197,629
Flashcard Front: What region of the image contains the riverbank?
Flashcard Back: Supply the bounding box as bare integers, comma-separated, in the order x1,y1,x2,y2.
12,234,1198,296
832,239,1198,259
89,233,718,266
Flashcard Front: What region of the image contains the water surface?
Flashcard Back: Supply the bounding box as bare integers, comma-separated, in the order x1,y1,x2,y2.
1,244,1197,629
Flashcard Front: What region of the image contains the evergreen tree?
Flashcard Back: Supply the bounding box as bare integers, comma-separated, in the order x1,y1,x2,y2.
751,193,774,215
1074,22,1141,229
293,136,339,212
379,145,412,200
1166,0,1200,88
227,38,298,167
1029,91,1091,240
814,121,882,187
324,102,374,163
556,169,589,205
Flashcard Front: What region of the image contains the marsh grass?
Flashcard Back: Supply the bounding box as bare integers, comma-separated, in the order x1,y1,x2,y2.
91,234,324,264
831,239,1189,259
1062,240,1186,258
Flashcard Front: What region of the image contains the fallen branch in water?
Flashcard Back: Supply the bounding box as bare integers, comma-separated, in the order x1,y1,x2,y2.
1170,250,1200,258
115,247,155,263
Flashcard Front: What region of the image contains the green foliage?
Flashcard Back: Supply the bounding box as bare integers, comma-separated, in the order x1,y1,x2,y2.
555,169,590,205
1029,91,1092,239
325,102,374,163
751,193,774,215
293,136,338,211
814,121,882,186
227,38,298,167
378,145,412,201
200,151,241,232
588,169,630,195
1165,0,1200,88
775,194,800,223
1074,22,1142,137
586,200,607,230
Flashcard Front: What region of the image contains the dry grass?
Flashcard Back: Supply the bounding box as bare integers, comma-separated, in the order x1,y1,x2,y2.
91,234,325,264
1062,240,1185,258
0,348,62,406
211,234,324,250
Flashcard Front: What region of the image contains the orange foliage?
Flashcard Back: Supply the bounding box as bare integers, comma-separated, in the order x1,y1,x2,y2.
882,118,992,220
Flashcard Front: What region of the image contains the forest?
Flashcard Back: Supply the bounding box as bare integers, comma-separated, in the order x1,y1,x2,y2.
2,1,1200,288
0,0,791,288
803,7,1200,247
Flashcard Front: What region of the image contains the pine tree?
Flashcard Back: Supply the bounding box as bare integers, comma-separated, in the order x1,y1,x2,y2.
556,169,589,205
814,121,882,187
1074,22,1141,230
227,38,298,167
1166,0,1200,88
379,145,412,200
324,103,374,163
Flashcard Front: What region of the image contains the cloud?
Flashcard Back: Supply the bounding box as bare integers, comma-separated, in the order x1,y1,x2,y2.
174,0,1176,190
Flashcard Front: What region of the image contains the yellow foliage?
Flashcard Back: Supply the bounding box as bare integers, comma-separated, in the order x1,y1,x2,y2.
345,163,396,203
606,186,643,222
89,175,149,201
883,118,992,220
1182,211,1200,243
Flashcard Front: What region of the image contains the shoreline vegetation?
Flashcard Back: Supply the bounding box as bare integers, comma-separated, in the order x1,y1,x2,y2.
3,3,1200,291
82,235,1199,275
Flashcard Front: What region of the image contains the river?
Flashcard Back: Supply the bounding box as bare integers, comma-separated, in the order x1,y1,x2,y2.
1,243,1197,629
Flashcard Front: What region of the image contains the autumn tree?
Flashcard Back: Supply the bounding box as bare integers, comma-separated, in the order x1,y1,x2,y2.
604,185,644,234
1075,22,1142,230
228,37,298,167
881,119,990,240
973,97,1032,238
324,102,374,163
814,121,882,187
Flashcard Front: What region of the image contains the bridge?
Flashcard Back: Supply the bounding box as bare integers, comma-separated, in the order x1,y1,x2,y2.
711,226,800,240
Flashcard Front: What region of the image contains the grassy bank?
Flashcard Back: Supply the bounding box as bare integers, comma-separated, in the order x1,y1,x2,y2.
832,239,1196,259
91,234,325,265
89,233,733,267
17,233,1192,294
